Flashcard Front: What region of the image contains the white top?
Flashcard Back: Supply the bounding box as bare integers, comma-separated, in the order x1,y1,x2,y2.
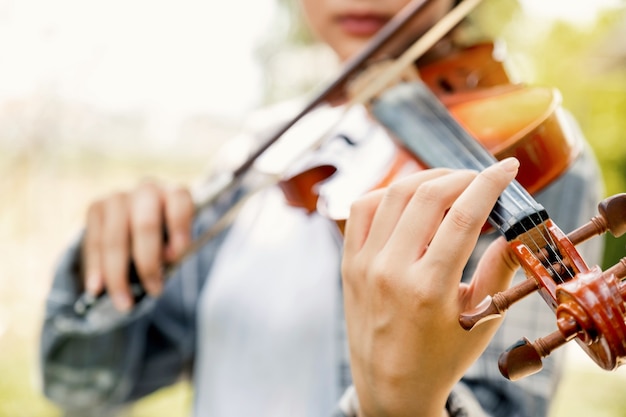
194,185,342,416
193,105,397,417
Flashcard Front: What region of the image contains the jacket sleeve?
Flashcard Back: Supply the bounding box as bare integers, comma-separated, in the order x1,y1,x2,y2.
330,384,490,417
39,179,246,416
40,234,202,416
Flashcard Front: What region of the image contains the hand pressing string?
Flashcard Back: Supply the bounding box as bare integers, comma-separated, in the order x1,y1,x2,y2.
342,159,520,417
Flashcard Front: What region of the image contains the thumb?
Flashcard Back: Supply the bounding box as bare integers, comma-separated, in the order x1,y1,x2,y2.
467,237,520,308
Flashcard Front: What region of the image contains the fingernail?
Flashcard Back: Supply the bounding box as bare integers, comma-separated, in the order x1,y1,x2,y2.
498,157,520,174
171,232,189,259
144,277,163,296
85,272,102,294
112,293,132,312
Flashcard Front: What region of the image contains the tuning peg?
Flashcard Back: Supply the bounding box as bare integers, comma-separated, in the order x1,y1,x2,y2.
498,330,570,380
603,257,626,283
499,314,579,380
501,266,626,381
568,193,626,244
459,278,538,330
599,193,626,237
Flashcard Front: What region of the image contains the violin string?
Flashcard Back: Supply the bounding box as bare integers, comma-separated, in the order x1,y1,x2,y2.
416,94,572,283
455,147,570,282
196,0,485,227
497,176,574,282
223,0,481,189
501,184,573,283
349,0,484,108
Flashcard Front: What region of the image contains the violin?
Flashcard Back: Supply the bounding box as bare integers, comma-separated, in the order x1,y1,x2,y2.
74,0,626,381
281,43,580,218
369,76,626,380
279,0,626,381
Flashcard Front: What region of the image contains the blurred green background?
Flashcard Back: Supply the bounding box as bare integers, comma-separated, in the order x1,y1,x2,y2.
1,0,626,416
471,0,626,270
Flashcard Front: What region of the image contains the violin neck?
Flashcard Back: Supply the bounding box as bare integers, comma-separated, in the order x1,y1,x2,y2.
371,81,548,241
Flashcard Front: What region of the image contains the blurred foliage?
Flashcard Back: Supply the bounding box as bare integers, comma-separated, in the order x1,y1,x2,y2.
472,0,626,268
273,0,316,45
551,367,626,417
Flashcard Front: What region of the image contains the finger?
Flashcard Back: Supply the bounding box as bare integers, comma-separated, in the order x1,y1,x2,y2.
384,169,478,262
83,201,105,295
130,182,165,296
361,168,453,255
101,192,133,311
343,188,386,259
427,158,520,287
464,236,519,308
163,185,194,262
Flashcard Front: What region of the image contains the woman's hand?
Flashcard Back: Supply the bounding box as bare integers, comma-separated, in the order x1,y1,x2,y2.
82,181,194,311
342,158,521,417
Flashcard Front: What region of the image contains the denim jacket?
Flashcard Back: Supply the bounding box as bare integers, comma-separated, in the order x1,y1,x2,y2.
40,130,604,417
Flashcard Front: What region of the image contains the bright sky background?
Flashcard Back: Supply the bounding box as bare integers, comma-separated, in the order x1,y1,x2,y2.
519,0,623,25
0,0,622,124
0,0,277,121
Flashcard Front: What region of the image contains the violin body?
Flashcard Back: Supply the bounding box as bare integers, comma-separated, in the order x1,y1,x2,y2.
419,42,510,97
281,42,579,215
279,0,626,380
280,38,626,380
373,75,626,381
451,85,581,194
377,84,581,196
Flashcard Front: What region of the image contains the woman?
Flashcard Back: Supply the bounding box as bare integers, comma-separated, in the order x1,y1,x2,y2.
40,0,604,416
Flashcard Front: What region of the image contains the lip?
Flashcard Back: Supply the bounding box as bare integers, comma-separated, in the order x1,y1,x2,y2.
336,13,391,37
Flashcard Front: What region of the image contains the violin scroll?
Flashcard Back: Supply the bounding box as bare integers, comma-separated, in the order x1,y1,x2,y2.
460,194,626,380
499,266,626,380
